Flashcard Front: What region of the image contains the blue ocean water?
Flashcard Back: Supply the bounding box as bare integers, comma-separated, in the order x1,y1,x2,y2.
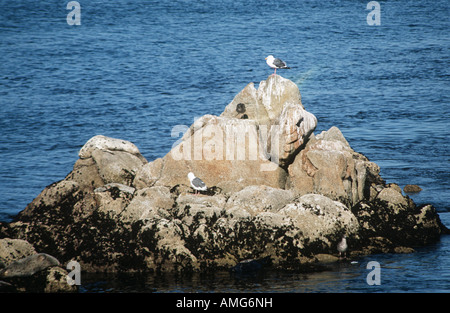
0,0,448,292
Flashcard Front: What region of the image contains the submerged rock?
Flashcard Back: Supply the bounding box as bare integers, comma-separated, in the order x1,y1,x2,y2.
231,256,272,275
403,184,422,193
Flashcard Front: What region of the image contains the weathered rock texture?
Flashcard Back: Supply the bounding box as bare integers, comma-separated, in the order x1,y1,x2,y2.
221,75,317,168
0,75,447,277
287,126,382,207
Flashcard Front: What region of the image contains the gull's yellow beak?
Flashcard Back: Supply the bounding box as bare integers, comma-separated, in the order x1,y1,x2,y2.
265,57,267,60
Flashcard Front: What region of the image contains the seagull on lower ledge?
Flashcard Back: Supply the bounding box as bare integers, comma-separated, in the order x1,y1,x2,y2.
188,172,207,195
337,235,348,259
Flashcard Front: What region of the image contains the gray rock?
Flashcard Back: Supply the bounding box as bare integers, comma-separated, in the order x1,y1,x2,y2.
68,135,148,191
94,182,136,195
93,183,135,219
225,185,296,216
279,194,360,246
221,75,304,124
0,253,60,278
377,186,408,209
257,75,303,124
92,149,147,187
270,102,317,167
78,135,142,159
43,266,77,293
121,186,174,223
0,238,37,268
133,158,164,189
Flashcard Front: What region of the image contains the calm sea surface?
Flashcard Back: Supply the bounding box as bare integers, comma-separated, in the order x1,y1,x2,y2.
0,0,448,292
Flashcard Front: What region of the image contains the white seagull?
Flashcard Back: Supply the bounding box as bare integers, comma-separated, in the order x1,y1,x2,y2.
265,55,290,75
188,172,207,195
337,235,348,259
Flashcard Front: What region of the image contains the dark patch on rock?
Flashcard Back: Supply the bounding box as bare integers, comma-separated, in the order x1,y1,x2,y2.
236,103,246,113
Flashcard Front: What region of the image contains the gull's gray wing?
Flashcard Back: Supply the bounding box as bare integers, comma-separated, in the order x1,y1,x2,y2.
273,58,289,68
192,177,206,188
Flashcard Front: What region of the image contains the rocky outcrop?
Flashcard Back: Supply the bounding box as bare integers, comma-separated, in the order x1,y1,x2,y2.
352,184,446,252
0,75,447,280
221,75,317,168
67,134,147,191
133,76,316,194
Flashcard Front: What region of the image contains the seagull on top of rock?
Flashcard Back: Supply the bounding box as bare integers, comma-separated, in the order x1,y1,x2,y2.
265,55,291,75
188,172,207,195
337,235,348,259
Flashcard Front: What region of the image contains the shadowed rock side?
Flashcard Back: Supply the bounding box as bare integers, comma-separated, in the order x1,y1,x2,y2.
0,75,447,277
